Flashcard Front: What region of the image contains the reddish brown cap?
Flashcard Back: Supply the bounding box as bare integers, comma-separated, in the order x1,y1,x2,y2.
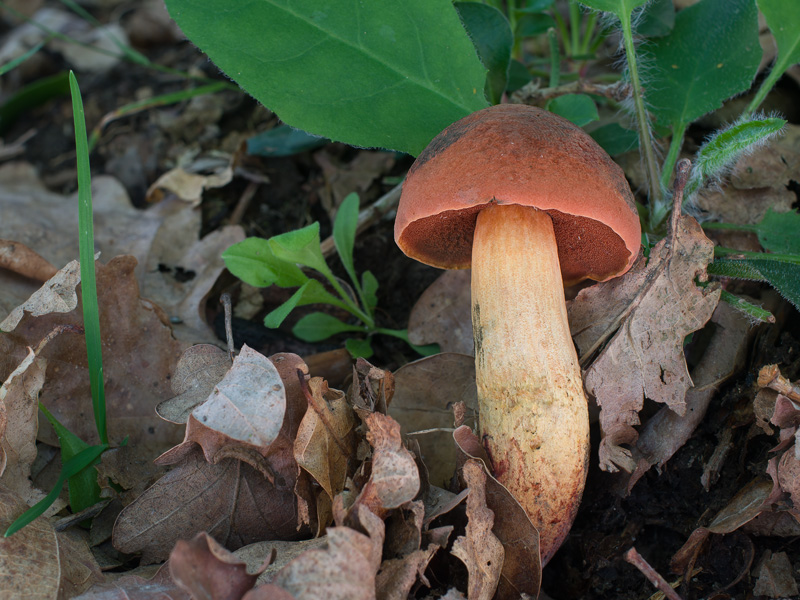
394,104,641,286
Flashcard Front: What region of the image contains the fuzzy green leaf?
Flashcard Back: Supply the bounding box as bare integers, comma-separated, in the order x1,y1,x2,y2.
578,0,649,18
362,271,379,310
264,280,352,329
647,0,760,130
292,312,365,342
635,0,675,38
546,94,598,126
333,193,360,289
163,0,489,156
455,2,513,105
688,117,786,196
709,258,800,311
222,238,308,288
590,123,639,155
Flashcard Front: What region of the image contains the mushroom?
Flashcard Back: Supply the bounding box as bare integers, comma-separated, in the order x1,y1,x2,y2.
394,104,640,563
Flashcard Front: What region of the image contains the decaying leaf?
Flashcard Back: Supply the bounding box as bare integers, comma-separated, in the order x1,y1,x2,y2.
347,413,420,520
112,447,301,564
75,564,190,599
157,343,231,424
0,258,80,332
0,485,103,599
267,505,384,600
1,256,185,449
571,215,721,472
407,270,473,355
453,426,541,599
349,359,394,418
169,532,259,600
146,162,233,207
234,538,329,587
0,239,57,282
390,353,477,488
753,550,800,598
294,377,356,514
451,460,504,600
375,545,438,600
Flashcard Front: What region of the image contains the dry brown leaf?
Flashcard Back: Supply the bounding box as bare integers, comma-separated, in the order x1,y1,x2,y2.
348,413,420,520
453,426,541,598
264,505,383,600
95,445,168,507
0,348,47,507
776,450,800,510
74,564,190,600
112,447,301,564
0,239,57,282
233,538,329,587
573,216,720,472
622,301,754,491
390,353,477,488
0,485,101,599
157,344,231,424
375,545,438,600
146,162,233,207
0,259,80,332
451,460,504,600
294,377,356,509
753,551,800,598
169,532,259,600
349,358,395,418
407,270,473,355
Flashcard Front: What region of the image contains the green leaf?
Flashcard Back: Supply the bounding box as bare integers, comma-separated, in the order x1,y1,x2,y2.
333,193,360,289
39,404,100,514
708,258,800,311
4,443,108,537
222,237,308,288
634,0,675,38
546,94,599,126
518,0,555,12
757,209,800,255
70,72,107,446
292,312,365,343
514,12,557,38
247,125,328,157
578,0,649,18
506,59,531,92
345,338,373,359
163,0,489,156
590,122,639,155
362,271,379,310
455,2,513,105
264,280,352,329
689,117,786,196
646,0,760,130
268,223,330,276
376,327,440,356
758,0,800,76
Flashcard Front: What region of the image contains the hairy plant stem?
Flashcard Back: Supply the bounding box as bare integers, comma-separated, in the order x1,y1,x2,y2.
618,14,662,223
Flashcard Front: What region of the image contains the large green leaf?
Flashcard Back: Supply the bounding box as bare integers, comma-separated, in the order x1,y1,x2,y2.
758,0,800,75
647,0,760,129
164,0,489,156
455,2,512,105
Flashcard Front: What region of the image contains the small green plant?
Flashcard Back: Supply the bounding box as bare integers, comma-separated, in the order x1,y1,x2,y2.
5,72,111,536
223,193,438,359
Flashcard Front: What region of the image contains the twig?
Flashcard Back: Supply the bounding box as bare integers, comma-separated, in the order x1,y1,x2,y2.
511,78,631,105
758,364,800,402
624,547,684,600
220,293,235,361
320,183,402,258
229,180,260,226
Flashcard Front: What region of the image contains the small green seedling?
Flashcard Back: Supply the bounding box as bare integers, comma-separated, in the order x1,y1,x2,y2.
5,72,111,536
223,193,438,359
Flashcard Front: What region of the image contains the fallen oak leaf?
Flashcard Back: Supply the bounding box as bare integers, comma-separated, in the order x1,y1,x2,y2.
112,446,301,564
451,460,504,600
0,239,58,282
169,532,260,600
74,563,190,599
575,209,720,472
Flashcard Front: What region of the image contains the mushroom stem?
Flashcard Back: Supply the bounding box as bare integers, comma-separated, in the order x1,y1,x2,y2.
471,203,589,565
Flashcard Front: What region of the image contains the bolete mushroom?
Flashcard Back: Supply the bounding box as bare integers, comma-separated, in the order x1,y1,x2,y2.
394,104,640,563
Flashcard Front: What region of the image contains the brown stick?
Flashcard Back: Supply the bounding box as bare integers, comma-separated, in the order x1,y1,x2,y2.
758,364,800,402
624,547,684,600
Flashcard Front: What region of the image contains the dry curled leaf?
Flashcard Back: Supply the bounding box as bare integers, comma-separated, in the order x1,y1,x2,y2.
169,532,259,600
0,239,57,282
74,564,190,600
753,550,800,598
157,344,230,424
572,216,720,472
451,460,504,600
407,270,473,355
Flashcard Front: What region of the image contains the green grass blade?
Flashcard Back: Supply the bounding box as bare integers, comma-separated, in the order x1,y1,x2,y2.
0,38,50,77
4,443,108,537
69,71,107,445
